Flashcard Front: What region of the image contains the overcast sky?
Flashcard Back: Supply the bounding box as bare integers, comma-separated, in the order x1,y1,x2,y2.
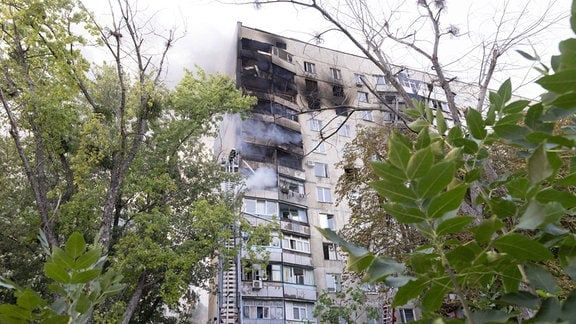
84,0,573,97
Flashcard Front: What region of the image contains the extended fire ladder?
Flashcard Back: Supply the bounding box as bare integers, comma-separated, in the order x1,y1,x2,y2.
218,149,241,323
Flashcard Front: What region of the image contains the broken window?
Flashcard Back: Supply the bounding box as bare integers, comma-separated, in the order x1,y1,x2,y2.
241,38,272,52
314,162,328,177
277,149,302,170
316,188,332,203
305,79,320,109
358,91,368,103
332,85,344,97
279,203,308,222
330,68,342,80
323,243,339,260
304,61,316,74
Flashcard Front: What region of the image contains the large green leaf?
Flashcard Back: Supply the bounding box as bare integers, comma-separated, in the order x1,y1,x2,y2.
497,79,512,104
318,228,374,272
537,188,576,209
465,109,487,140
416,161,455,198
497,291,540,309
525,263,559,294
370,179,417,204
392,278,428,307
44,262,70,284
470,310,512,323
422,277,451,311
518,200,563,230
528,144,553,185
436,216,474,236
51,247,75,269
533,297,562,322
16,289,45,311
367,257,406,282
71,269,101,284
0,304,29,320
536,69,576,93
472,217,504,245
388,132,412,172
427,184,468,219
406,147,433,180
75,293,92,314
493,233,553,261
65,232,86,259
382,203,425,224
74,249,102,270
502,100,530,114
371,161,407,183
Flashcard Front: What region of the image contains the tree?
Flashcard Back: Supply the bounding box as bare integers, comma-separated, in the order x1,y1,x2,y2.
313,285,380,324
1,0,258,322
320,2,576,321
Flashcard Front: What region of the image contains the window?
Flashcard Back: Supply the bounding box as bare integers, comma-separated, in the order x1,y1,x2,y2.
316,187,332,203
304,61,316,74
305,79,320,109
268,264,282,281
323,243,338,260
282,235,311,253
311,140,326,153
399,308,416,323
354,73,364,85
358,91,368,103
280,203,308,222
375,74,386,85
338,124,351,137
361,110,373,121
314,162,328,177
242,264,264,281
310,118,322,131
330,68,342,80
319,213,335,229
384,111,395,122
243,198,278,217
257,306,270,319
293,306,307,320
244,302,284,320
326,273,342,291
333,85,344,97
284,266,314,285
279,177,305,195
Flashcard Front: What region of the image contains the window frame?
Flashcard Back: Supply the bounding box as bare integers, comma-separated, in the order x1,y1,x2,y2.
361,110,374,121
304,61,316,74
325,273,342,292
311,139,326,153
316,187,332,203
309,118,323,131
330,67,342,80
358,91,369,103
314,162,328,177
338,124,351,137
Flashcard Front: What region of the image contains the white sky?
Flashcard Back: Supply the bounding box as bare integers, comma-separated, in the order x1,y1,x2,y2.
82,0,574,98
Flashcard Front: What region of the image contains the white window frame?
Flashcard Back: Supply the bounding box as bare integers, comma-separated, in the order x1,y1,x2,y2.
314,162,328,177
323,243,339,260
316,187,332,203
304,61,316,74
243,198,278,217
284,266,314,285
319,213,335,229
330,68,342,80
310,118,322,131
375,74,386,85
280,204,308,222
293,306,307,320
326,273,342,292
282,234,311,253
311,139,326,153
354,73,364,85
399,308,416,323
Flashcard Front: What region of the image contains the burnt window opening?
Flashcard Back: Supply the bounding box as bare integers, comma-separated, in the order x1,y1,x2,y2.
277,149,303,170
335,106,349,116
332,85,344,97
241,119,303,147
240,143,276,163
305,79,321,109
241,38,272,53
272,65,296,96
276,41,287,49
272,102,298,121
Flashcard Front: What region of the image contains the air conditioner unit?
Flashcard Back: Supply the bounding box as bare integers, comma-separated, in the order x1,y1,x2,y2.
252,280,263,289
306,160,316,167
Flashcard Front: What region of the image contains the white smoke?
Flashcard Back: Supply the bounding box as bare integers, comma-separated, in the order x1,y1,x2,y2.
245,167,277,190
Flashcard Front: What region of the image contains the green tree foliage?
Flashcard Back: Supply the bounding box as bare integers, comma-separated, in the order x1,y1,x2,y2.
0,232,125,324
0,0,257,322
313,286,380,324
322,2,576,322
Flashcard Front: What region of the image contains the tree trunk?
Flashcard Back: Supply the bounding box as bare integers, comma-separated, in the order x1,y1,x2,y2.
122,271,148,324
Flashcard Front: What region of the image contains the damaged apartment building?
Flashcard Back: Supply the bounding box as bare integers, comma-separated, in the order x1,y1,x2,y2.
209,23,474,324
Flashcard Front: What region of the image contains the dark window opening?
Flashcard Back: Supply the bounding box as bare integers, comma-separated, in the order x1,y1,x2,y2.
305,79,321,109
332,85,344,97
335,106,348,116
277,149,302,170
241,38,272,52
276,41,287,49
241,143,275,163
